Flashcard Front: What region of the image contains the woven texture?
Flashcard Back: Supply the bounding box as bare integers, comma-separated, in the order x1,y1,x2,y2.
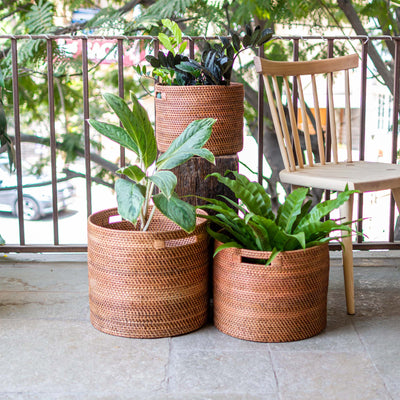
155,83,244,156
87,208,210,338
213,242,330,342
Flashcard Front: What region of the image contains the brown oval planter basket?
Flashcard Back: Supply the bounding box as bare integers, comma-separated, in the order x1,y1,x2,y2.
213,242,330,342
155,83,244,156
87,208,210,338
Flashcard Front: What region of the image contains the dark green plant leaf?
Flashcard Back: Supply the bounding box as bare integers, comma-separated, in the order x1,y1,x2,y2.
153,193,196,233
295,190,357,233
214,241,243,257
242,34,252,47
232,34,241,52
277,187,309,233
0,234,5,245
115,179,146,224
176,62,202,78
258,28,274,46
117,165,145,182
156,118,215,170
88,119,139,155
205,224,233,244
148,170,177,199
250,26,261,46
145,55,160,68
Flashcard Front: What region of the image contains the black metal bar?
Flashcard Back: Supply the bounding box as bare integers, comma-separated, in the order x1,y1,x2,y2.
82,38,92,217
357,40,369,243
46,38,59,245
118,39,125,169
389,40,400,242
189,39,195,59
11,38,25,245
257,45,264,185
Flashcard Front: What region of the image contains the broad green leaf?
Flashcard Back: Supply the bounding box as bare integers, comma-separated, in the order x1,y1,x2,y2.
88,119,139,155
148,170,177,199
130,92,157,168
162,19,182,45
158,33,174,53
115,178,145,224
277,187,309,233
156,118,215,170
266,248,280,266
0,68,4,89
178,41,187,54
117,165,145,182
191,148,215,164
103,93,156,168
214,241,243,257
153,193,196,233
301,219,353,244
176,62,202,78
0,234,5,245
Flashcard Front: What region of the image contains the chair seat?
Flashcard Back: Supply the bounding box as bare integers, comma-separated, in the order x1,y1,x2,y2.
279,161,400,192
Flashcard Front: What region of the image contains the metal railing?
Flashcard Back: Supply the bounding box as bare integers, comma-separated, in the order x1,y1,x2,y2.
0,34,399,252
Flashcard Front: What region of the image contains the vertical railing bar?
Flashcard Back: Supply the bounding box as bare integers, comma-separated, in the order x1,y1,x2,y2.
46,38,59,245
11,38,25,245
117,39,125,169
357,40,368,243
189,38,195,59
324,39,334,213
389,39,400,242
257,45,265,185
82,38,92,217
292,39,299,164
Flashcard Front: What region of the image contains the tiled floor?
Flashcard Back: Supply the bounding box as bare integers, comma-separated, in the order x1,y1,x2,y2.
0,252,399,400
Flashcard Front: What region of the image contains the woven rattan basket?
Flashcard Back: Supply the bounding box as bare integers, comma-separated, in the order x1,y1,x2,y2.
87,208,210,338
213,242,330,342
155,83,244,156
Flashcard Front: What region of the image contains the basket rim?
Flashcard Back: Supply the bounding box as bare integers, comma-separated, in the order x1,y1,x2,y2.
155,82,243,90
88,207,207,235
215,239,329,259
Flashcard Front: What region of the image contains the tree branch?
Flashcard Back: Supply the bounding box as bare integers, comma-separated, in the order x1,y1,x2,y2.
337,0,394,94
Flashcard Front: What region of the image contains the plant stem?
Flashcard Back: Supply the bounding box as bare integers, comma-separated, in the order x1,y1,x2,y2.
143,205,156,232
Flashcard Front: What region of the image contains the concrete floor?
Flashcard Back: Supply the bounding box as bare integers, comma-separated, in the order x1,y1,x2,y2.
0,252,399,400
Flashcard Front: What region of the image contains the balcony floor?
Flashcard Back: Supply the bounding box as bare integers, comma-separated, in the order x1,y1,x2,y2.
0,251,399,400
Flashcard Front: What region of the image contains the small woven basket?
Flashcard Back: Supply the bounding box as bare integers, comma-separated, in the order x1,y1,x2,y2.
87,208,210,338
213,242,330,342
155,83,244,156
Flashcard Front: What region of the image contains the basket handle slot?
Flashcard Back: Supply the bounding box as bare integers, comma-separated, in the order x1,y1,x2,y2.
232,251,267,265
155,91,167,100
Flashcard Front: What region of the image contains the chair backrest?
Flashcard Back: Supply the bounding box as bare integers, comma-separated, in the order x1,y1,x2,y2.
254,54,359,172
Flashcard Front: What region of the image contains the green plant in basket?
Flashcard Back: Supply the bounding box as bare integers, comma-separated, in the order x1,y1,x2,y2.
137,19,273,86
197,171,359,264
88,92,215,232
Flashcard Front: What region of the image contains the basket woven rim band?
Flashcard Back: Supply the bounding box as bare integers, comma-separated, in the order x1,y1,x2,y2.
215,240,329,260
155,82,243,92
88,207,208,238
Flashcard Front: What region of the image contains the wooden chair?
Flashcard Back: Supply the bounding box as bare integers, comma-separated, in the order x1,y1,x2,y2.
254,54,400,315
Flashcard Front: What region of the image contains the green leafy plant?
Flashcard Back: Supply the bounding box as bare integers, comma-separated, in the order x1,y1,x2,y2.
138,19,273,85
0,234,4,245
197,171,358,264
89,92,215,233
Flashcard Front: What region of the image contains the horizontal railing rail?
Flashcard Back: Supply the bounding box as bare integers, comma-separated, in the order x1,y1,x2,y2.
0,34,399,252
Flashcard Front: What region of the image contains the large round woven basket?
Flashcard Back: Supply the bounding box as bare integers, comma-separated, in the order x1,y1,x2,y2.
213,242,330,342
87,208,210,338
155,83,244,156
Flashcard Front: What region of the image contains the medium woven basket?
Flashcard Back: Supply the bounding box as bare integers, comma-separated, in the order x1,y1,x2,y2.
155,83,244,156
213,242,330,342
87,208,210,338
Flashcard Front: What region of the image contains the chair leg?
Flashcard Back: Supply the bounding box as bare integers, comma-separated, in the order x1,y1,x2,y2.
391,188,400,213
340,194,355,315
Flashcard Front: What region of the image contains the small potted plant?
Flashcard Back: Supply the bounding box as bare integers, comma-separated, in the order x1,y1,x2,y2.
197,171,358,343
138,19,273,156
87,92,216,338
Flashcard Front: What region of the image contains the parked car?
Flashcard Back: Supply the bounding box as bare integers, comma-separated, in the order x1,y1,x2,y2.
0,155,76,220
